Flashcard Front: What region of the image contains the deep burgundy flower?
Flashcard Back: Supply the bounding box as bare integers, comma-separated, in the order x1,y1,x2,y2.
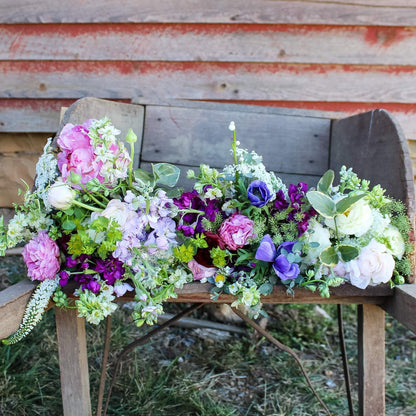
247,180,273,208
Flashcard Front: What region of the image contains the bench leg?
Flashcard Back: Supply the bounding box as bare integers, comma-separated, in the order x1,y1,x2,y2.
55,307,92,416
357,304,385,416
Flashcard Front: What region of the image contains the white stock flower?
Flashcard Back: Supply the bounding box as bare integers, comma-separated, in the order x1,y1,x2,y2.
326,198,373,237
302,219,331,264
47,179,76,210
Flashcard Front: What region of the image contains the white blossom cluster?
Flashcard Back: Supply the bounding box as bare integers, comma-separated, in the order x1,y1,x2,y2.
3,277,59,345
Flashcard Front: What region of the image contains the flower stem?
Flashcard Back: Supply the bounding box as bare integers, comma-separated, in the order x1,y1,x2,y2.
72,199,103,212
79,184,108,208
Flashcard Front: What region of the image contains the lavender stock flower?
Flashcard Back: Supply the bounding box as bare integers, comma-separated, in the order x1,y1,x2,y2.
247,180,273,207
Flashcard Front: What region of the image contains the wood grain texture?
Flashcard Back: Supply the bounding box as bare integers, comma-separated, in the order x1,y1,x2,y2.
382,284,416,334
3,61,416,103
1,0,416,25
0,280,36,339
3,23,416,65
357,304,385,416
55,307,91,416
142,104,330,176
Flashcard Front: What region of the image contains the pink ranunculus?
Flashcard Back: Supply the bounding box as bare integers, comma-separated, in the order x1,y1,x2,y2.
188,259,217,281
22,231,61,281
218,213,256,251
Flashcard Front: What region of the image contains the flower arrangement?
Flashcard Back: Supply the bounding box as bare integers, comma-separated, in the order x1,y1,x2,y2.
0,118,412,344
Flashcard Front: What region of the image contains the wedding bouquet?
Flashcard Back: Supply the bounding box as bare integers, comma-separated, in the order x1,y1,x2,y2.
1,118,412,344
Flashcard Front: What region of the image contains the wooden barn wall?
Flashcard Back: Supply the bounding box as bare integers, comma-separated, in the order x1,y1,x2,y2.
1,0,416,206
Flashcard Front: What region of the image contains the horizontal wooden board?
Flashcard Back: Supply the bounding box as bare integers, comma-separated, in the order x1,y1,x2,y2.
0,132,48,154
141,105,330,176
1,0,416,25
3,61,416,104
3,23,416,65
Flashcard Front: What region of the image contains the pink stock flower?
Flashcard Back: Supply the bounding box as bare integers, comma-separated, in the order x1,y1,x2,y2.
188,259,217,281
57,122,104,186
22,231,61,281
218,213,256,251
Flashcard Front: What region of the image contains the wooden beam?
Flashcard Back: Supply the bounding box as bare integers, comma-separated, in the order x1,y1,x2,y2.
3,23,416,65
357,304,385,416
382,284,416,334
0,280,36,339
1,0,416,26
55,307,91,416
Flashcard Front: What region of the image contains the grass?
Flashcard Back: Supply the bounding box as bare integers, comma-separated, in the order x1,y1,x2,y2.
1,256,415,415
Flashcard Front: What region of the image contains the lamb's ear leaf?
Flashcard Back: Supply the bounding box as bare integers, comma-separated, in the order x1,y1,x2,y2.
317,170,334,194
306,191,336,218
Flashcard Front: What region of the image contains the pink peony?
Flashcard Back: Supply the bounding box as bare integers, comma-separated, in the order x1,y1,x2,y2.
22,231,61,281
218,213,256,251
188,259,217,281
57,122,104,186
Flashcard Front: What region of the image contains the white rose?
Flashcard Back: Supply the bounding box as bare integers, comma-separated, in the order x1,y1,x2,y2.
383,224,405,260
47,179,76,210
97,199,138,232
302,219,331,264
337,239,395,289
326,198,373,237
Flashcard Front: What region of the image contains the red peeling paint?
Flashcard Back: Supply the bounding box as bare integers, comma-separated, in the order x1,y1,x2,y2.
0,98,129,110
364,26,413,48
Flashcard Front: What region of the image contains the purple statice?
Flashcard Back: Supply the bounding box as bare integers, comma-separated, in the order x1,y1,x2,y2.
255,235,300,281
94,256,125,285
247,180,273,208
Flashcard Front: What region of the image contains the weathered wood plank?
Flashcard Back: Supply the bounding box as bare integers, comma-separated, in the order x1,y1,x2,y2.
382,284,416,334
55,307,91,416
141,104,330,176
3,23,416,65
1,0,416,25
3,61,416,103
0,280,36,339
357,304,385,416
116,281,393,304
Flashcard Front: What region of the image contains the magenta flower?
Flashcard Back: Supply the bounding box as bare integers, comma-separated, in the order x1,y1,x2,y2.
218,213,256,251
22,230,61,281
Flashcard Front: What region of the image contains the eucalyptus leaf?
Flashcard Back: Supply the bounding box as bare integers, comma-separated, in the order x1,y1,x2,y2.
133,168,154,187
338,244,359,262
306,191,336,218
62,220,76,231
258,282,274,295
153,163,181,187
335,193,366,215
319,246,338,266
317,169,335,194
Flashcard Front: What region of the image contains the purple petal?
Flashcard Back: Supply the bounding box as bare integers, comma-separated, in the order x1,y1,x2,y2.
255,234,277,262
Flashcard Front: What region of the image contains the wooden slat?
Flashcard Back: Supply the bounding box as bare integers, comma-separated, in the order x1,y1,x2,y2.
3,61,416,103
55,307,91,416
1,0,416,25
382,284,416,334
141,104,330,176
357,304,385,416
0,280,36,339
3,23,416,65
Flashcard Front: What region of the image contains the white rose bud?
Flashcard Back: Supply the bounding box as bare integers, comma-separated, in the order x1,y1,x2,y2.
47,179,76,210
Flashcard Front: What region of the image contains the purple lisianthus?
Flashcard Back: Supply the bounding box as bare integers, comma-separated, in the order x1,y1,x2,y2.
247,180,273,208
255,234,300,281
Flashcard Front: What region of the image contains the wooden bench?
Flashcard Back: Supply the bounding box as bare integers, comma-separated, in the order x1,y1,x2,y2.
1,97,415,416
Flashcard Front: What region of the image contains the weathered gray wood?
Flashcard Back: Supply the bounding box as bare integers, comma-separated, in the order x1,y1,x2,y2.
382,284,416,334
331,110,415,217
4,23,416,65
58,98,144,169
1,0,416,25
142,104,330,176
4,61,416,103
55,307,91,416
0,280,37,339
357,304,385,416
